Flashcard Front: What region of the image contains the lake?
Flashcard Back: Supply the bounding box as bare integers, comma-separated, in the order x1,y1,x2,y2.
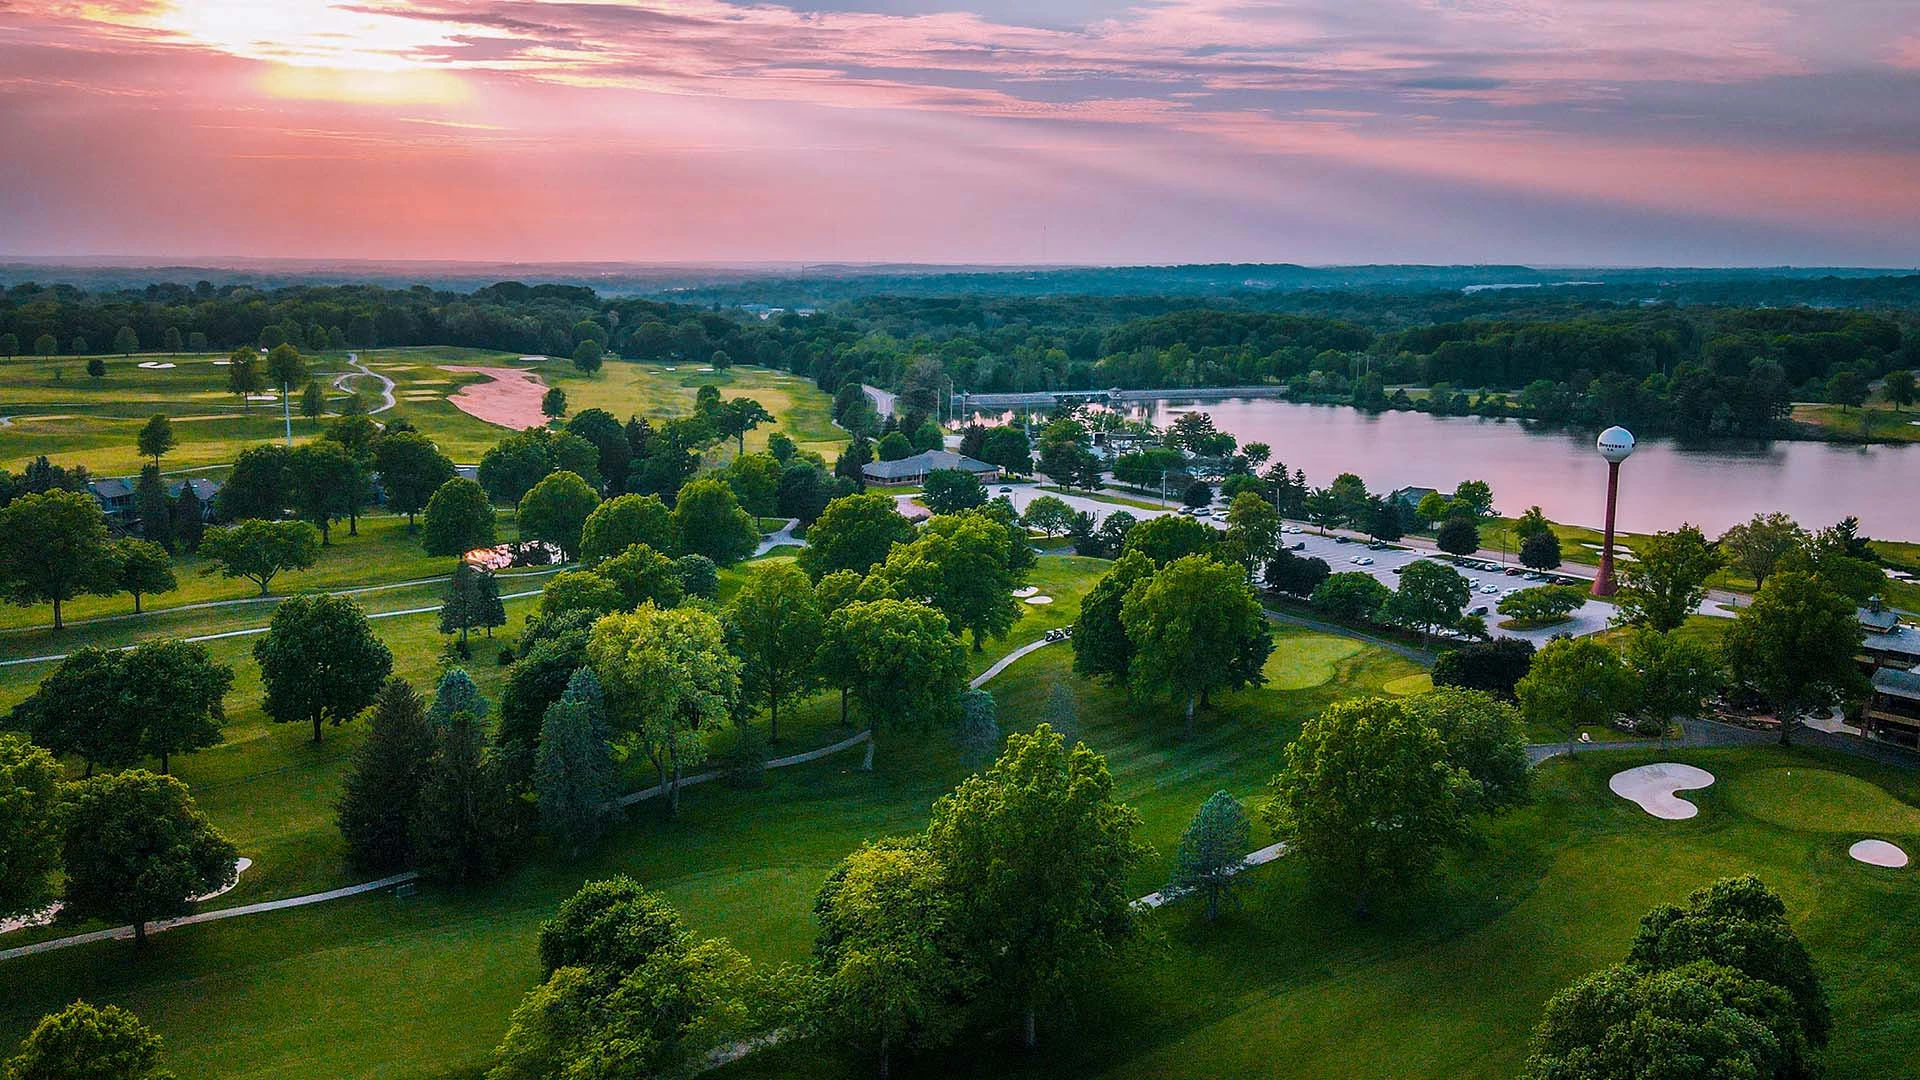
1103,399,1916,539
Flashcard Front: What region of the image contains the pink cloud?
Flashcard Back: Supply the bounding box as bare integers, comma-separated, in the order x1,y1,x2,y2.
0,0,1914,263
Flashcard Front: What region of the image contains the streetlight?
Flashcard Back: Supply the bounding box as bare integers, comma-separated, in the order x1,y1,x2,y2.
1591,425,1635,597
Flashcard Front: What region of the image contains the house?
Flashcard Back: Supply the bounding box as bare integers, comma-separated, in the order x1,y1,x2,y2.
1863,666,1920,748
86,478,136,519
862,450,1002,487
1857,597,1920,671
1389,486,1438,511
166,477,222,521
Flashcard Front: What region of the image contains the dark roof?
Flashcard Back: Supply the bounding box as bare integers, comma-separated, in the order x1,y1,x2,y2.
1863,627,1920,662
167,477,221,501
1871,666,1920,701
87,478,134,500
1390,486,1438,506
1858,605,1901,634
862,450,997,480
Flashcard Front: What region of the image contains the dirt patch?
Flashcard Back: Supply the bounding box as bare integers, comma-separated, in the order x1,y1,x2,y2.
441,366,550,429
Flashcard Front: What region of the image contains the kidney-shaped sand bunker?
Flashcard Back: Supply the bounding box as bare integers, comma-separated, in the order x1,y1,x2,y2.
1609,762,1716,820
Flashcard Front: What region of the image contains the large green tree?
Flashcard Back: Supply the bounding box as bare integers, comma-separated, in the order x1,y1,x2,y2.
1072,549,1154,686
254,593,394,743
121,639,233,774
589,605,740,815
1622,628,1723,734
518,470,601,559
289,440,371,542
670,477,759,566
1222,491,1281,572
1383,559,1471,644
1516,636,1638,752
410,712,518,884
136,414,174,467
1723,571,1863,746
864,512,1022,651
1121,554,1273,734
1398,687,1531,813
373,431,456,529
1263,697,1472,916
337,677,436,873
61,770,238,946
113,537,177,614
536,669,617,855
724,562,822,743
812,838,971,1076
1718,512,1805,591
0,489,119,629
420,477,497,557
4,1001,174,1080
199,519,321,595
0,733,64,921
1121,513,1217,565
925,724,1149,1047
797,492,915,579
817,598,967,763
7,648,141,773
214,443,292,521
1615,524,1721,631
579,493,673,565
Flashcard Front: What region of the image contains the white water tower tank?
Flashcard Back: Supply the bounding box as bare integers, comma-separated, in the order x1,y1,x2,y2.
1597,426,1635,463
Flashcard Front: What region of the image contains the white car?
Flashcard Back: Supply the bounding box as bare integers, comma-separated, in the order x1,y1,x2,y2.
1356,557,1374,566
1480,584,1500,595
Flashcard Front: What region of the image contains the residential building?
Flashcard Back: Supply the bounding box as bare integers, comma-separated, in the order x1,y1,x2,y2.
1864,666,1920,748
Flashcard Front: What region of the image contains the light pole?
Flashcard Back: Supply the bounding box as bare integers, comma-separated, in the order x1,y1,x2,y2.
1591,426,1635,597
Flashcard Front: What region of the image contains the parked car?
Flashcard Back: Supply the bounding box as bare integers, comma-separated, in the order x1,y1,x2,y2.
1480,584,1500,595
1505,566,1522,576
1334,535,1352,544
1470,605,1489,617
999,486,1013,493
1291,541,1306,551
1356,557,1374,566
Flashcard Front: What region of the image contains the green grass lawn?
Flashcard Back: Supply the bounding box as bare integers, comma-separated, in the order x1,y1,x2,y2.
0,350,841,476
0,512,519,635
1792,402,1920,443
0,554,1425,1080
6,543,1918,1080
726,744,1920,1080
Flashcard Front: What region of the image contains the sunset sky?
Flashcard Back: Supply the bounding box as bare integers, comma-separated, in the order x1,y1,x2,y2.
2,1,1916,265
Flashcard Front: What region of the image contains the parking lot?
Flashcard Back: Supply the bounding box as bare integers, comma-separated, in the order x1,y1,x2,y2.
1274,526,1619,645
981,482,1619,645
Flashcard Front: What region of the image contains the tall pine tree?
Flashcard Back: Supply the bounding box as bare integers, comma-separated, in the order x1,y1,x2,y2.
426,666,490,730
535,669,617,856
337,678,436,872
410,711,518,884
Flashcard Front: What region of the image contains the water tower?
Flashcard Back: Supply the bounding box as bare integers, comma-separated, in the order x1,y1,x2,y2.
1591,426,1635,596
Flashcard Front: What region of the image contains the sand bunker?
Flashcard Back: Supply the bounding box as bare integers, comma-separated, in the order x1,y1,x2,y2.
1610,763,1715,820
211,359,231,365
1849,839,1910,868
136,361,177,369
441,366,550,429
1024,595,1055,605
1013,586,1040,598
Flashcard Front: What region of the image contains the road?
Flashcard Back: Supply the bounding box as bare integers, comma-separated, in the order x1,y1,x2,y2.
861,383,897,419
